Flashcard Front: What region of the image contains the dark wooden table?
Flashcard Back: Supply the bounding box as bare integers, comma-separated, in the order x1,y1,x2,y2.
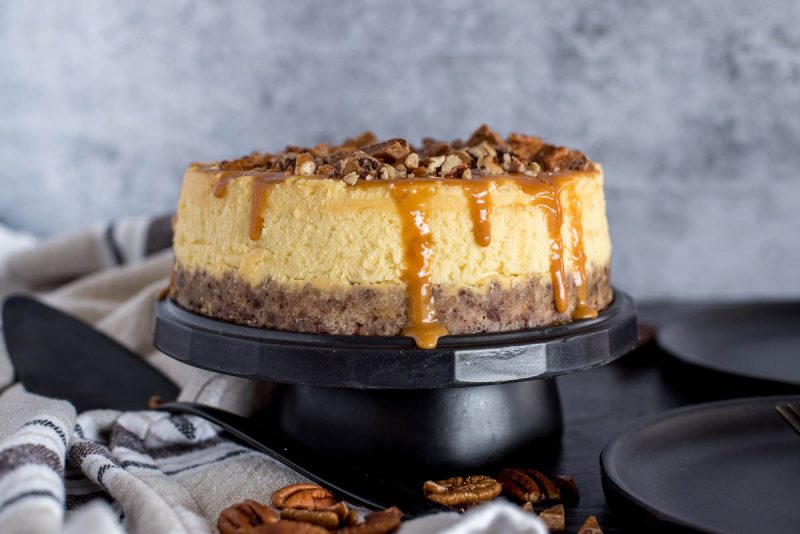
553,302,800,533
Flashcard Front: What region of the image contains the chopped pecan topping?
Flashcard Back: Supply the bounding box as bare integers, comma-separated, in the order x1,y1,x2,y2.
555,475,580,506
212,125,591,182
218,499,278,534
539,504,566,533
364,139,411,163
270,483,337,511
294,153,317,176
422,475,502,508
578,515,603,534
467,124,506,147
338,506,403,534
403,152,420,169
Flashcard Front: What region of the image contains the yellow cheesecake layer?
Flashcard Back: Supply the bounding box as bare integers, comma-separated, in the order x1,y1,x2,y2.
174,165,610,291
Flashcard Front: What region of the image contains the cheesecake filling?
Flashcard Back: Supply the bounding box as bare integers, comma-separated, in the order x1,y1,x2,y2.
174,170,607,348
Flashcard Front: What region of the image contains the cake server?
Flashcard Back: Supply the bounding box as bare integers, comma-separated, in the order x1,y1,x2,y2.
1,295,447,517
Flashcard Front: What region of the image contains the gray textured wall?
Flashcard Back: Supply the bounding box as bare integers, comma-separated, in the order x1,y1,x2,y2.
1,1,799,300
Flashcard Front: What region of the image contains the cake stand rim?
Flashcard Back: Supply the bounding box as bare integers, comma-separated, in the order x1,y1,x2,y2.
153,289,638,389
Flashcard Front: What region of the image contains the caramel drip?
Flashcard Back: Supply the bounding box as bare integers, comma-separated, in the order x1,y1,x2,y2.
389,182,449,349
248,177,280,241
213,172,285,240
567,190,597,320
512,178,569,314
462,181,493,247
213,171,286,199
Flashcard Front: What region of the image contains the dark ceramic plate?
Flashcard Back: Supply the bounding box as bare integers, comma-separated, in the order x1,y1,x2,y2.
657,302,800,386
154,291,637,388
601,396,800,534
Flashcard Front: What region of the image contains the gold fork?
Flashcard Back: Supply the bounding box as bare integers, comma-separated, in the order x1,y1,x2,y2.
776,402,800,437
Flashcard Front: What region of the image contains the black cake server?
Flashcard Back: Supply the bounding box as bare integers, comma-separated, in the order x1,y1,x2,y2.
1,295,447,517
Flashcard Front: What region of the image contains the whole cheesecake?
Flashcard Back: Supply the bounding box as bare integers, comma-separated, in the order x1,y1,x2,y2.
169,125,612,348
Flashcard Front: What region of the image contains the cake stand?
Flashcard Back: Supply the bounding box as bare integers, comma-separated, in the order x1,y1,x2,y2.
154,291,637,475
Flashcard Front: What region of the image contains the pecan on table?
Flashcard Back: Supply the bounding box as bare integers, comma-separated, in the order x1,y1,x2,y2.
270,483,337,510
256,520,330,534
498,468,560,503
422,475,502,508
338,506,403,534
555,475,580,506
218,499,278,534
279,508,340,530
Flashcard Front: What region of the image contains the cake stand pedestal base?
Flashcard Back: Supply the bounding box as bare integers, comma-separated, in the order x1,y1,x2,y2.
279,379,562,473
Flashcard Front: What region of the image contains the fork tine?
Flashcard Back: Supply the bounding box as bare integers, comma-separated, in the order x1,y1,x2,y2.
776,403,800,437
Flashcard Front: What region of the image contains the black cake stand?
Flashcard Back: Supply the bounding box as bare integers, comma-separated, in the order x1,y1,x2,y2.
154,291,637,474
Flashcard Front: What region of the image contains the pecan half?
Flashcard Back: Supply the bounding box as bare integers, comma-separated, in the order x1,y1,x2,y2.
270,483,336,510
578,515,603,534
527,470,560,502
279,508,340,529
556,475,580,506
539,504,565,533
498,468,542,503
218,499,278,534
258,520,330,534
422,475,501,507
338,506,403,534
499,468,561,503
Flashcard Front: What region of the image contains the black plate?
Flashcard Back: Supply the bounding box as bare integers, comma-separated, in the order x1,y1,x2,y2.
601,396,800,534
657,302,800,386
154,291,637,388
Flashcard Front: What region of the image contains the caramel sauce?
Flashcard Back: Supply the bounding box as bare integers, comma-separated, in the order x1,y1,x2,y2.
248,178,278,240
208,169,597,348
511,177,569,314
388,182,450,349
567,190,597,320
213,172,286,240
462,181,493,247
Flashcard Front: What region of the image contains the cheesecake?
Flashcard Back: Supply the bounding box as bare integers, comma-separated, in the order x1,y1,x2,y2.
169,125,613,348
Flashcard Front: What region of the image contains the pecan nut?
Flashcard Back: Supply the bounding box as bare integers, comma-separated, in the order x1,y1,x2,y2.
218,499,278,534
258,520,330,534
270,483,336,510
498,468,560,503
338,506,403,534
498,468,542,503
422,475,501,507
556,475,580,506
279,508,340,529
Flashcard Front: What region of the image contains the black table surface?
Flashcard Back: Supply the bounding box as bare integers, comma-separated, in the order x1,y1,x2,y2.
553,302,800,533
